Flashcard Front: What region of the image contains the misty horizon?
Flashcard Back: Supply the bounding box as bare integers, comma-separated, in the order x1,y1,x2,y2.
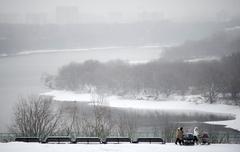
0,0,240,24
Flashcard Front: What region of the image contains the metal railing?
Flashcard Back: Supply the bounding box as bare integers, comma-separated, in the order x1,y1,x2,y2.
1,132,240,144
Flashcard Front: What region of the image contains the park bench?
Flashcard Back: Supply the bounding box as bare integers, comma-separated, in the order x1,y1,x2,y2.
102,137,131,144
15,137,40,143
132,137,165,144
71,137,101,144
42,136,71,144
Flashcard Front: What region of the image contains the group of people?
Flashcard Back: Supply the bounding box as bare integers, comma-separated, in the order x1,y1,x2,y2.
175,127,184,145
175,126,199,145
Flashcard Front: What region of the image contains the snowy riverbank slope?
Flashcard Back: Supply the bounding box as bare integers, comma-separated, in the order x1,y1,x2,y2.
1,143,240,152
41,90,240,131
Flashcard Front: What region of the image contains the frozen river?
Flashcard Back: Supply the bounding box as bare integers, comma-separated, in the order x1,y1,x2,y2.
0,46,162,131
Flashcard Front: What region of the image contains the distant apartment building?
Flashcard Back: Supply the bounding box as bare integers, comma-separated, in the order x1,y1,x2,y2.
56,6,79,24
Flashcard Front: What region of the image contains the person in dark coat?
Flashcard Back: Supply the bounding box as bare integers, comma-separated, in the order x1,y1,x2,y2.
179,127,184,145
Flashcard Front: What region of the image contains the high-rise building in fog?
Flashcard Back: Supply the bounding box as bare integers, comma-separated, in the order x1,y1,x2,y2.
56,6,79,24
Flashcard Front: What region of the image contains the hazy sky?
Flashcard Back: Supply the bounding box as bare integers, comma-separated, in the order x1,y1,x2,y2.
0,0,240,21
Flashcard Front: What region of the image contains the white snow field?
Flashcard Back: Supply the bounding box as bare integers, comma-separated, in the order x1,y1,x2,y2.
41,90,240,131
1,143,240,152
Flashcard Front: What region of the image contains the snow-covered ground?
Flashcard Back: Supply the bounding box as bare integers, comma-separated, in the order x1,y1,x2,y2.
16,46,124,56
1,142,240,152
184,56,220,63
0,45,163,57
41,90,240,131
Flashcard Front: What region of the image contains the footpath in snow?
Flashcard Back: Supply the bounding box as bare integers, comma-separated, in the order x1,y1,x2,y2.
1,143,240,152
41,90,240,131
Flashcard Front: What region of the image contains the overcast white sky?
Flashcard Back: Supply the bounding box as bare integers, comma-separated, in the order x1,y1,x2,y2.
0,0,240,21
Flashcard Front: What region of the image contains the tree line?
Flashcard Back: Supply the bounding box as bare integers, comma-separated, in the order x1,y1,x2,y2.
43,52,240,104
163,30,240,61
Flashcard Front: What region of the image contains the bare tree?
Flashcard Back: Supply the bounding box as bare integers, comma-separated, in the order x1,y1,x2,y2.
117,111,138,138
10,95,62,138
203,83,219,104
79,94,112,138
41,73,56,89
60,102,85,137
91,94,112,138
